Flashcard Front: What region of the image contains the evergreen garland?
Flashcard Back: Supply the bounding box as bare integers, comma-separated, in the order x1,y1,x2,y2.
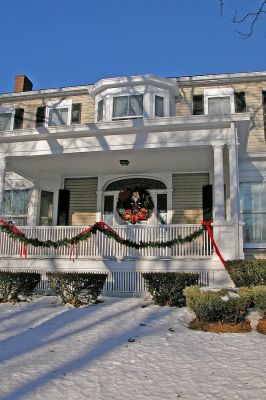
0,219,205,250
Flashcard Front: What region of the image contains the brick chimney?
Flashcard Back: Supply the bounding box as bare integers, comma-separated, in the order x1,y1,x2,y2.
14,75,33,92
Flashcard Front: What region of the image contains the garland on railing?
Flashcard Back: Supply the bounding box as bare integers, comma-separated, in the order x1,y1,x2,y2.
0,218,226,266
0,218,204,250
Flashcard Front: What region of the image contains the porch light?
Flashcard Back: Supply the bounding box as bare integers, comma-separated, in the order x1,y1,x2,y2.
120,160,129,166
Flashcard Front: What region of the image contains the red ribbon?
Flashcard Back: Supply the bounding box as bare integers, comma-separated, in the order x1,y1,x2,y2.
201,221,226,266
69,241,77,261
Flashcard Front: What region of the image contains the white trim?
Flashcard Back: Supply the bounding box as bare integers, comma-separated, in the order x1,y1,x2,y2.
45,99,72,127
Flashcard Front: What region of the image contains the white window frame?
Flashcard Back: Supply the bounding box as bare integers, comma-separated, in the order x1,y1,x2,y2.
45,99,72,127
112,94,144,121
0,106,15,131
204,88,235,115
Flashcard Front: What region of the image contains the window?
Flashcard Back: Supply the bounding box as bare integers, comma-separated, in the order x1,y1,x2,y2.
113,95,143,119
204,88,234,116
0,112,12,131
193,95,204,115
240,182,266,243
48,107,68,126
97,99,104,122
208,96,231,115
157,193,167,224
155,95,164,117
103,195,114,225
71,103,82,124
3,189,29,225
0,107,24,131
235,92,246,113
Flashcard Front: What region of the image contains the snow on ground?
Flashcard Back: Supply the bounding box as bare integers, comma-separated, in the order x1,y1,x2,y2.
0,296,265,400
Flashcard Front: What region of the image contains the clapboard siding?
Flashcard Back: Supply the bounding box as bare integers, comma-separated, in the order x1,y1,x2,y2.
176,81,266,152
64,177,98,225
172,173,209,224
0,93,95,128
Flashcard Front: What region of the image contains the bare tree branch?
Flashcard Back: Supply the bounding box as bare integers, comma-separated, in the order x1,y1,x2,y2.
219,0,266,38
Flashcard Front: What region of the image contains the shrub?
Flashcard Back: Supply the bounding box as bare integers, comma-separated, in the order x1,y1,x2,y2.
226,260,266,287
252,286,266,318
142,272,200,307
46,272,108,307
0,271,41,302
184,286,250,324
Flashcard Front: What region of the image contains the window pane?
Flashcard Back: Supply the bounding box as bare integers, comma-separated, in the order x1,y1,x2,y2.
97,100,104,122
13,190,29,215
40,191,53,225
3,189,29,219
155,96,164,117
3,191,12,215
104,195,114,225
128,95,143,116
48,108,68,126
113,96,128,118
0,113,12,130
208,97,231,115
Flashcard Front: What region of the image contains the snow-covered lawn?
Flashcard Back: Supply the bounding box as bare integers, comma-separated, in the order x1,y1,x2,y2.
0,296,265,400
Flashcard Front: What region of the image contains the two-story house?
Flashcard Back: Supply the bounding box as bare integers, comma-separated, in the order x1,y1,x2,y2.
0,71,265,293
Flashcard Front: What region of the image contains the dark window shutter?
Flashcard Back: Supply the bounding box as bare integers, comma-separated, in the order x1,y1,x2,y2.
14,108,24,129
263,92,266,140
235,92,246,113
193,95,204,115
36,106,46,127
71,103,81,124
57,189,70,225
202,185,213,221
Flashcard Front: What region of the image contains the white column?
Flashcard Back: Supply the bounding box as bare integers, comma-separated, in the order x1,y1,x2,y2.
228,143,239,221
27,187,40,226
213,145,225,221
0,157,6,217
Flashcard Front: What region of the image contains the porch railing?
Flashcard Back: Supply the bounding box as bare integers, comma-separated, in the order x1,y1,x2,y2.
0,224,212,259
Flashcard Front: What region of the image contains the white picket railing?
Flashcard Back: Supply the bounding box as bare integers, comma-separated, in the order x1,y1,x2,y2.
0,224,212,259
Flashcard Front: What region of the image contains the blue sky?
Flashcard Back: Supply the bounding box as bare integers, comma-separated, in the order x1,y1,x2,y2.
0,0,265,93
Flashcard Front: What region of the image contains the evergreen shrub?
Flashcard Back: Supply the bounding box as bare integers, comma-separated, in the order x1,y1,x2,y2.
0,271,41,302
226,260,266,287
142,272,200,306
184,286,250,324
46,272,108,307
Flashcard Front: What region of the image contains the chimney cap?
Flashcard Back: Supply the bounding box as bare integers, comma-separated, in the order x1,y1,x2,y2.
14,75,33,92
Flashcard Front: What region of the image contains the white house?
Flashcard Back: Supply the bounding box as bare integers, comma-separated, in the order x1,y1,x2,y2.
0,72,265,293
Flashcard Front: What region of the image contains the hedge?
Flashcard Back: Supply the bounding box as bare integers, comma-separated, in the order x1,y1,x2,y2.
0,271,41,302
226,260,266,287
142,272,200,307
46,272,108,307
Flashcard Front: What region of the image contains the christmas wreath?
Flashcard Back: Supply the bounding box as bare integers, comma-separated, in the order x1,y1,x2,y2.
116,188,154,224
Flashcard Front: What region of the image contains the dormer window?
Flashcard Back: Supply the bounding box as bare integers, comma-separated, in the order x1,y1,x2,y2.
112,95,143,120
0,111,12,130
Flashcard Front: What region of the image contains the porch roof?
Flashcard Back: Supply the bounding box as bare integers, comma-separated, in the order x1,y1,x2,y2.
1,113,250,182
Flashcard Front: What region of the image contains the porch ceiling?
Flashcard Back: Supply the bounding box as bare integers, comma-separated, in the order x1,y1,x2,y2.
7,147,213,182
